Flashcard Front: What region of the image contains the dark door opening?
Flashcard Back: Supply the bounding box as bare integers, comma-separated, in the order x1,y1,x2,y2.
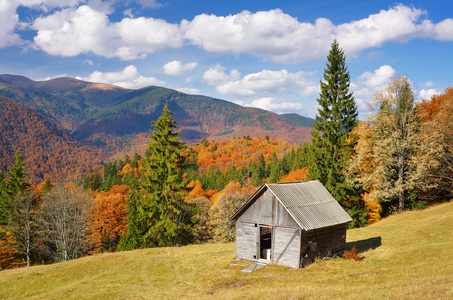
259,226,272,260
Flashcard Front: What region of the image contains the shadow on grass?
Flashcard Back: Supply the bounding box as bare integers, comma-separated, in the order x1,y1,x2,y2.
346,236,382,253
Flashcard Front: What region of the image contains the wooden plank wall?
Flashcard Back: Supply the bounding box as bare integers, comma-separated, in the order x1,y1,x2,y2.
273,226,301,268
235,222,258,260
300,224,347,267
238,190,299,228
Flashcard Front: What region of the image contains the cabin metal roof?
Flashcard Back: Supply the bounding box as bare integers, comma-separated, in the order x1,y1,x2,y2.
230,180,352,231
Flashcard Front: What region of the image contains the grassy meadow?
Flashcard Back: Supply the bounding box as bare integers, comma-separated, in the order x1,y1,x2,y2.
1,201,452,299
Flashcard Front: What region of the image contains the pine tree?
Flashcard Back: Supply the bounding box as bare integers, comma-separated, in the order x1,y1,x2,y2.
122,102,193,248
308,39,358,207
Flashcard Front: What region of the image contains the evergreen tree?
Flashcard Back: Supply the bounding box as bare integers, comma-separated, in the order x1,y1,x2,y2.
307,39,358,207
0,171,7,226
0,152,38,266
119,177,144,250
0,152,31,226
5,152,31,197
122,102,193,248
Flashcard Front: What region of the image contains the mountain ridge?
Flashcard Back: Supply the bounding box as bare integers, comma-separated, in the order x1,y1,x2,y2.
0,74,314,179
0,95,104,181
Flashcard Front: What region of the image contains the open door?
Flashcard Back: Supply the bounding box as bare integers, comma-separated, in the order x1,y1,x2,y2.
259,225,272,261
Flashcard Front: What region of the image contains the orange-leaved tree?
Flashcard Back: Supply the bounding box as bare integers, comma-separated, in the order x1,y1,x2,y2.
279,168,308,183
88,185,128,254
0,226,22,269
416,87,453,202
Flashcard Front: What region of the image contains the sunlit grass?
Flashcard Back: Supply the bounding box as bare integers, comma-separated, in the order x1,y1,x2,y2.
1,202,452,299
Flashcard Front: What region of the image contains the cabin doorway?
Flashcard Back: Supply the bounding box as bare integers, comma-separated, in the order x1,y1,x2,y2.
259,225,272,261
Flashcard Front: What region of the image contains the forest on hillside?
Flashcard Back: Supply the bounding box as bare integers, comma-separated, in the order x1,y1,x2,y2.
1,41,453,269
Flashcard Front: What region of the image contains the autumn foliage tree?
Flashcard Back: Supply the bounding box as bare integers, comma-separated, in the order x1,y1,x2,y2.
370,76,421,212
417,87,453,201
346,122,382,224
208,181,249,242
88,185,128,254
279,168,308,183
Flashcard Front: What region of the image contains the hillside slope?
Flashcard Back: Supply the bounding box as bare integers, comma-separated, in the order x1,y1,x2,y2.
0,96,104,181
281,113,314,128
1,202,452,299
0,74,312,159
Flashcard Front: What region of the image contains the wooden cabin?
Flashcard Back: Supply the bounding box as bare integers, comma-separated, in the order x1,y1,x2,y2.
229,181,352,268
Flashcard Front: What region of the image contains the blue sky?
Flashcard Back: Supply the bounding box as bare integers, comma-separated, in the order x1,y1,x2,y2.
1,0,452,119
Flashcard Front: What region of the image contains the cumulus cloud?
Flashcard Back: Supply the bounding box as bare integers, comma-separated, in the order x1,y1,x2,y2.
0,0,84,48
0,1,22,47
336,5,426,53
202,64,240,86
356,65,396,88
418,88,441,100
32,5,183,60
182,9,334,63
3,3,453,63
249,97,304,114
207,68,318,98
79,65,165,89
182,5,453,63
163,60,197,76
351,65,396,113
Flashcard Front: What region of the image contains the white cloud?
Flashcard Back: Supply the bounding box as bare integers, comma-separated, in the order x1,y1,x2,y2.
202,64,240,86
136,0,162,8
424,81,434,88
336,5,426,53
249,97,304,114
123,8,134,18
32,5,183,60
351,65,396,114
418,88,441,100
182,9,334,63
356,65,396,88
209,68,318,98
0,1,22,47
163,60,197,76
0,0,87,47
83,59,94,65
3,3,453,64
173,87,201,95
182,5,453,63
423,18,453,41
79,65,165,89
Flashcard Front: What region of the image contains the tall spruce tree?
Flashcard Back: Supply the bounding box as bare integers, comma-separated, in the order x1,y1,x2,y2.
121,102,192,248
308,39,358,208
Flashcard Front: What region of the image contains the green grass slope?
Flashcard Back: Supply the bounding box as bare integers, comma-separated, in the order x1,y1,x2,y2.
1,202,452,299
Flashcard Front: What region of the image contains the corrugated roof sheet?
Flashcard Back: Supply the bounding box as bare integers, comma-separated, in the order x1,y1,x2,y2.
230,180,352,231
